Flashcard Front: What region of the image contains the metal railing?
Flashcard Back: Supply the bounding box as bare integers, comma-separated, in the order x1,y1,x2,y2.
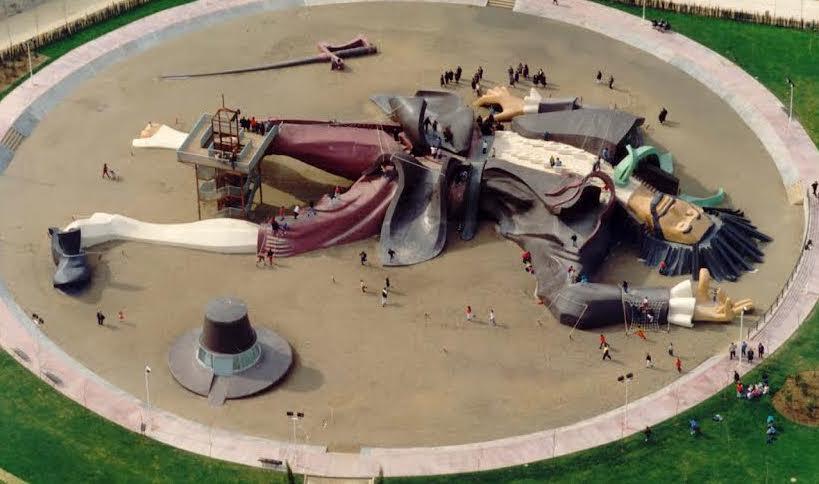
748,186,815,339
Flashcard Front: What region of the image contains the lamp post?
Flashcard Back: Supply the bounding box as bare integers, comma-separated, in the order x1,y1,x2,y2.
738,308,745,363
617,372,634,440
786,77,795,127
144,365,152,408
642,0,646,20
286,411,304,443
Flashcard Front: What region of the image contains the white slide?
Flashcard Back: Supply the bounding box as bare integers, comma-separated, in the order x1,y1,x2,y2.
65,213,259,254
131,124,189,150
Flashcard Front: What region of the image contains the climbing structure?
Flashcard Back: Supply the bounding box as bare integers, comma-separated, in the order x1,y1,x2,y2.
176,103,277,220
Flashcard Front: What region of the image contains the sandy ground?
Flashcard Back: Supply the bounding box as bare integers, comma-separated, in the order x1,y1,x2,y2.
0,3,803,450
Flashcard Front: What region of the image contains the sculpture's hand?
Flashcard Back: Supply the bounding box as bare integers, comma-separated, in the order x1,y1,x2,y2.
693,268,753,322
472,86,524,122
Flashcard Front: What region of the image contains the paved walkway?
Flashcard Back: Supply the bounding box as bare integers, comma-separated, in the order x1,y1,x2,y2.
0,0,817,478
0,0,119,49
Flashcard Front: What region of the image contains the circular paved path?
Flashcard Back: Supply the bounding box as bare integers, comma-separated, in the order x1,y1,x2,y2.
0,0,817,477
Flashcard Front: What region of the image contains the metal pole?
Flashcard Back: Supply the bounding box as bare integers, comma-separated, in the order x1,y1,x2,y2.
144,370,150,408
739,309,744,363
642,0,646,20
27,43,32,79
788,84,794,126
624,379,630,434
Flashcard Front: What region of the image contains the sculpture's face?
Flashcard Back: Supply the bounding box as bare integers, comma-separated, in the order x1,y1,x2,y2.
627,185,713,245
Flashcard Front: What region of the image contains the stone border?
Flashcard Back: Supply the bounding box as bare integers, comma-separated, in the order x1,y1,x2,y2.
0,0,817,478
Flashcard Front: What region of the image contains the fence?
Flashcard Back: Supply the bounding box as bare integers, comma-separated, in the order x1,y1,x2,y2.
0,0,157,63
604,0,817,30
748,187,815,339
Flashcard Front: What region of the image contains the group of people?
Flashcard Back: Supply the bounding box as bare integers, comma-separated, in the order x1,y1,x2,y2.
651,19,672,32
475,113,501,136
728,340,765,361
594,70,615,89
470,66,484,96
506,62,546,87
465,305,497,327
598,333,682,372
734,370,771,400
101,163,118,181
440,66,463,87
239,115,272,136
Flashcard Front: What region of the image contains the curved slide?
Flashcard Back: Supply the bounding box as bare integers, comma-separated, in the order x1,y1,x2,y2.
65,213,259,254
379,153,457,266
258,172,398,258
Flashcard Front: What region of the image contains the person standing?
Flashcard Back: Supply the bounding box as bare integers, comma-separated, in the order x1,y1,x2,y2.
455,65,462,83
747,348,755,363
658,260,667,275
570,234,578,248
96,311,105,326
659,107,668,124
360,279,367,293
643,426,652,442
381,287,389,307
385,277,391,290
466,305,474,322
622,280,629,293
758,342,765,359
387,248,396,262
489,308,496,327
293,205,301,219
733,370,741,384
602,344,612,360
812,181,818,198
667,341,674,356
675,357,683,373
102,163,111,179
266,248,274,267
599,333,607,349
440,74,445,87
645,352,653,368
729,342,737,360
359,251,368,265
741,340,748,357
608,75,615,90
595,70,602,83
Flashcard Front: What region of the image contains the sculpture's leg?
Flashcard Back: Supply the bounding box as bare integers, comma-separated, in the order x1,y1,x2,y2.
258,171,398,258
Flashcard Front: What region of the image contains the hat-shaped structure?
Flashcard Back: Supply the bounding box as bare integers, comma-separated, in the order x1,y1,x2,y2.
169,297,292,406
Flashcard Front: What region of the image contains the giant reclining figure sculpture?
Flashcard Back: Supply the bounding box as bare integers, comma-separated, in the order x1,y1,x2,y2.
63,91,771,330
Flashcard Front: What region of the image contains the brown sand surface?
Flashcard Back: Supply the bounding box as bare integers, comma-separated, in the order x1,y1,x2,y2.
0,3,802,450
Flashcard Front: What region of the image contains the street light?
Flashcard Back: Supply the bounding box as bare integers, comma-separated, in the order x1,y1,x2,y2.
642,0,646,20
617,372,634,440
786,77,796,127
286,411,304,443
739,308,745,363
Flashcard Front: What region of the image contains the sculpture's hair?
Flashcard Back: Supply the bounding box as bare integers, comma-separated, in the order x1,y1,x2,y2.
634,207,772,281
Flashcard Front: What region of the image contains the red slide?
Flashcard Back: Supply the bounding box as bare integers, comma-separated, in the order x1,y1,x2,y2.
257,172,398,258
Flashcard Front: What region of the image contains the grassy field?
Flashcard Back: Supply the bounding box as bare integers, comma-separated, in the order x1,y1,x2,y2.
391,310,819,483
0,0,196,102
593,0,819,147
0,0,816,483
0,351,290,483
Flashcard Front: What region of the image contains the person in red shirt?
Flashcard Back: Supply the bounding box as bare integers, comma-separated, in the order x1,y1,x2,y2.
675,357,683,373
599,334,607,349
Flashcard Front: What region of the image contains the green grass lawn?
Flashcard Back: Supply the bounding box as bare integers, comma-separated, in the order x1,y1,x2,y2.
391,311,819,483
0,1,817,483
0,351,290,483
0,0,196,102
593,0,819,147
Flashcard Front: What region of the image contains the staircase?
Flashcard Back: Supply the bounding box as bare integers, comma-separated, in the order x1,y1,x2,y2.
487,0,516,9
0,126,26,152
261,224,295,257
